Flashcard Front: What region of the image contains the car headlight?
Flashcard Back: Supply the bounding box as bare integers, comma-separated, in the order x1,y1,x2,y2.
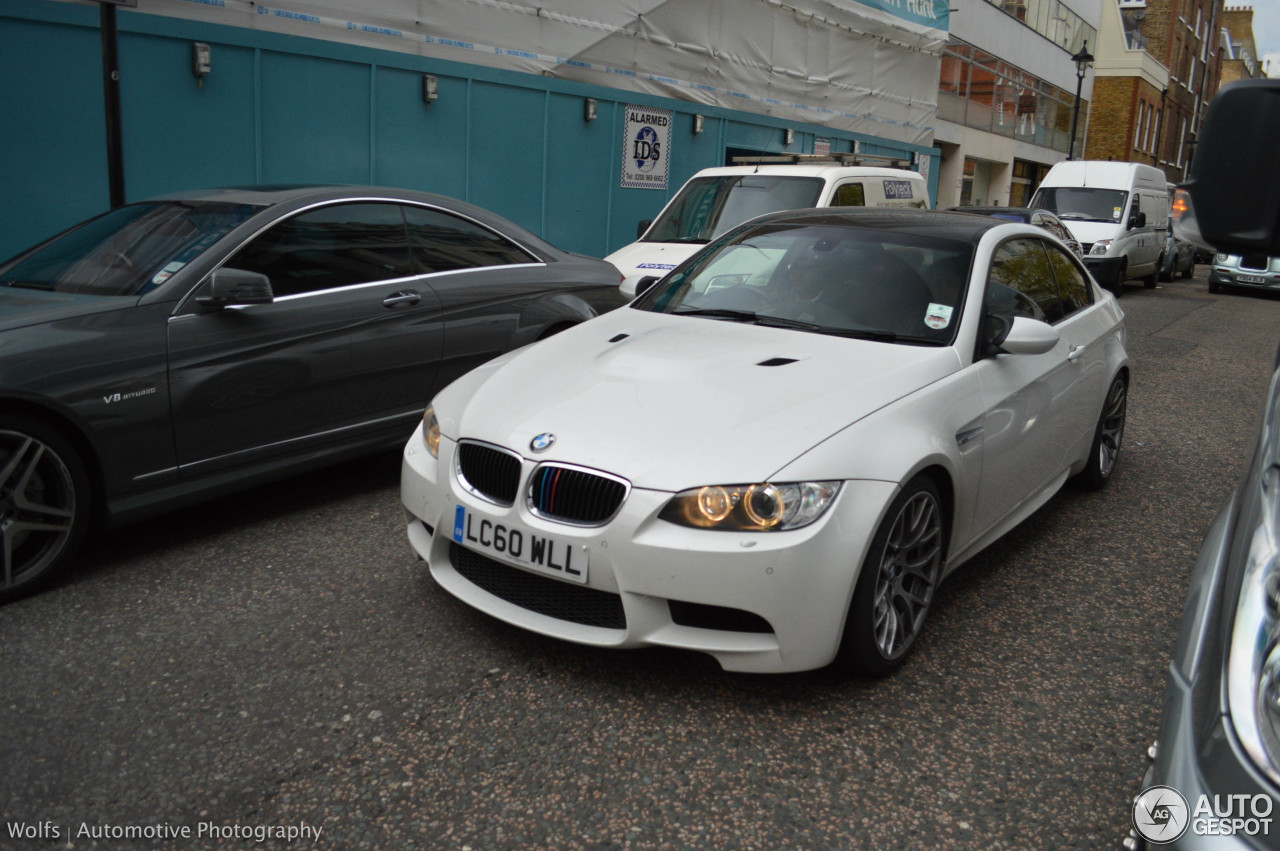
1216,253,1232,264
659,481,841,531
1228,462,1280,786
1090,239,1112,256
422,406,441,458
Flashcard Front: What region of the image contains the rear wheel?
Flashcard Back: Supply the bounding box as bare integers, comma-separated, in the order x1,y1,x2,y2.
836,476,945,676
1143,258,1161,289
1075,374,1127,490
0,417,91,602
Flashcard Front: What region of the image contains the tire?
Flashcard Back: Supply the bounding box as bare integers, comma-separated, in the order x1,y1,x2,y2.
1110,260,1126,298
1208,279,1221,294
836,475,945,676
1159,255,1173,283
1143,258,1160,289
1075,374,1127,490
0,416,92,602
1180,262,1194,280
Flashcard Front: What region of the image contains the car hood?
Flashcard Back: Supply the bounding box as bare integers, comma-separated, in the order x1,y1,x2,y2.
437,308,961,491
604,241,704,298
0,287,135,332
1058,220,1123,245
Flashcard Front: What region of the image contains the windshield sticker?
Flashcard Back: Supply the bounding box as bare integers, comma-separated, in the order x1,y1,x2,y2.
1113,207,1123,220
151,260,186,286
924,303,953,330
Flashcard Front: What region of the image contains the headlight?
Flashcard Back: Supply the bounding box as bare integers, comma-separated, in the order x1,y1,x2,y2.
1228,462,1280,786
422,406,441,458
1089,239,1112,256
1216,253,1232,264
659,481,841,531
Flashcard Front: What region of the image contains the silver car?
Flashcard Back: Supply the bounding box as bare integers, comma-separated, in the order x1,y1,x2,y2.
1209,253,1280,294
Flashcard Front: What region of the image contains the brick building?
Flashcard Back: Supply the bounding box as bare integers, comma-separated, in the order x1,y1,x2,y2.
1085,0,1223,182
1219,6,1266,85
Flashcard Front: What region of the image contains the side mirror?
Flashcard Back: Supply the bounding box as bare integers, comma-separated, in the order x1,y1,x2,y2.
637,219,653,240
1128,211,1146,230
197,268,274,309
635,275,661,296
999,316,1060,355
1176,79,1280,256
982,312,1013,356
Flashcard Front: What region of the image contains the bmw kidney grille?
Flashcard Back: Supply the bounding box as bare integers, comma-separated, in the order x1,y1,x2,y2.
527,463,628,526
456,441,522,506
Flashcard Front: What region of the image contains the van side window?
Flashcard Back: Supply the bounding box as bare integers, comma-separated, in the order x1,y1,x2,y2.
831,184,866,207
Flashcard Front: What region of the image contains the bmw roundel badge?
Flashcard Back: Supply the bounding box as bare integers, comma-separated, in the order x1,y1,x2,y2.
530,433,556,453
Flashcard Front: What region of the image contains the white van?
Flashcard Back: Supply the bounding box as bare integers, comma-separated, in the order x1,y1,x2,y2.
1028,160,1169,295
607,156,929,297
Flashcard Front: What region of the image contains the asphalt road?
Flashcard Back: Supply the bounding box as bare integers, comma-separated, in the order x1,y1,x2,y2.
3,269,1279,851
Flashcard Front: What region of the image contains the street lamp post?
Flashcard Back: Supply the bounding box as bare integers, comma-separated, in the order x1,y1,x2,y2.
1067,41,1094,161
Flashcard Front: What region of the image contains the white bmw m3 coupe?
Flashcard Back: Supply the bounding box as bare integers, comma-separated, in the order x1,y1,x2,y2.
401,209,1128,675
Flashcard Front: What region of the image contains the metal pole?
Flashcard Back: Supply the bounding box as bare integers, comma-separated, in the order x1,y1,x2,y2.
1068,71,1084,161
100,3,126,208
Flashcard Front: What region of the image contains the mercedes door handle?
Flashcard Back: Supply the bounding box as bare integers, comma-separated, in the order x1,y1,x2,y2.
1067,344,1087,362
383,290,421,308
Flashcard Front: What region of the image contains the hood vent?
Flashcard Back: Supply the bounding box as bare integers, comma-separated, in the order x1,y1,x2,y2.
758,357,799,367
608,333,630,343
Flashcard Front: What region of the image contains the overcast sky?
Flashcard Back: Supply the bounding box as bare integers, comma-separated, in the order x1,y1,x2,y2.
1244,1,1280,76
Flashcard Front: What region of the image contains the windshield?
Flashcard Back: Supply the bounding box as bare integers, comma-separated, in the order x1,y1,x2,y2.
644,175,824,244
633,221,974,345
1031,187,1129,224
0,201,262,297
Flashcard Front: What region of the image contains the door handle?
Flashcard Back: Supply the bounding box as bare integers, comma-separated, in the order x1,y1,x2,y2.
383,290,421,307
1067,344,1087,362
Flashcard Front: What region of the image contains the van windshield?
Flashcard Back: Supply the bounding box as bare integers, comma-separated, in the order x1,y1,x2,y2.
1031,187,1129,224
643,175,824,244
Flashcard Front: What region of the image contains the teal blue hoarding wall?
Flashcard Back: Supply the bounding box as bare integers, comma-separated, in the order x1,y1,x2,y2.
0,0,940,261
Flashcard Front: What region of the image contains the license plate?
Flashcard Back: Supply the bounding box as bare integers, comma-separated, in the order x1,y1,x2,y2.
452,505,588,584
1238,274,1267,284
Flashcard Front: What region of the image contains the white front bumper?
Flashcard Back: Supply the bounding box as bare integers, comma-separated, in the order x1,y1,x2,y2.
400,424,896,673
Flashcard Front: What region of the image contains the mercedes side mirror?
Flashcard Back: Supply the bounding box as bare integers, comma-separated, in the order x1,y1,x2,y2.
1128,212,1146,230
1175,79,1280,256
635,275,661,296
197,268,274,309
637,219,653,240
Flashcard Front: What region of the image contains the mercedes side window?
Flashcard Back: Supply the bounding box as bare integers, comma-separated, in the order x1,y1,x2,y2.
227,203,413,297
831,184,866,207
986,238,1065,324
404,206,536,274
1043,243,1093,316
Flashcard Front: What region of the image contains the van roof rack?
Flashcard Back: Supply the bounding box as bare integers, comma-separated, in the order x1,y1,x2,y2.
729,152,914,169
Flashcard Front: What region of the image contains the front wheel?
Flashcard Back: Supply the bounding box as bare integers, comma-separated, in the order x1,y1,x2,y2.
0,417,91,602
1075,374,1127,490
835,476,946,676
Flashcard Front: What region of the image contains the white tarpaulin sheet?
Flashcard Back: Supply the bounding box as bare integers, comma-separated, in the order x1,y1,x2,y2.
124,0,946,145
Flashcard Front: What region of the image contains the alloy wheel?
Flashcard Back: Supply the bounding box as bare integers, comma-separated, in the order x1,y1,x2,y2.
872,490,943,660
0,430,77,591
1097,377,1128,479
